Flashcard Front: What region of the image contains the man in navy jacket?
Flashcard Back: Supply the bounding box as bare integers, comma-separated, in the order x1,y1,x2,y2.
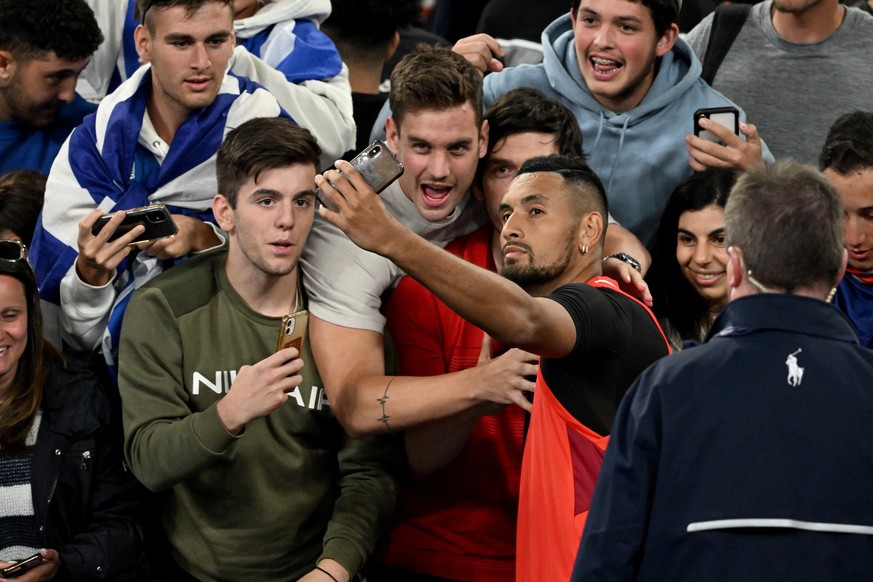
573,160,873,581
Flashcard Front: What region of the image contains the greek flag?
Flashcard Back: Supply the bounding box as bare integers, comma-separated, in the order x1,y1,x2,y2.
31,63,290,369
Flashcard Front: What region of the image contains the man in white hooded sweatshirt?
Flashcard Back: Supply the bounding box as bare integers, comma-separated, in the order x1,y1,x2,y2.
79,0,354,164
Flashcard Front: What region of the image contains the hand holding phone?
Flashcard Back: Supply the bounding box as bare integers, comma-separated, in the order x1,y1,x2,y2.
91,204,178,245
0,553,42,578
215,348,306,435
693,107,739,145
316,141,404,212
76,207,149,287
687,106,764,173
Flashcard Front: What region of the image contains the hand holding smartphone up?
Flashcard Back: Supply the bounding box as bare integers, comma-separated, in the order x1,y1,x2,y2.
316,141,403,212
90,204,178,246
76,204,180,287
693,107,739,145
687,106,764,172
76,207,151,287
215,310,309,435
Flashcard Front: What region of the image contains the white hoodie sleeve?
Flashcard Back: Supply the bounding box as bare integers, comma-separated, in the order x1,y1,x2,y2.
59,266,118,352
228,45,355,166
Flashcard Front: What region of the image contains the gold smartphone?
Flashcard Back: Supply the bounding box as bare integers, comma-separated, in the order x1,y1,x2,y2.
277,310,309,353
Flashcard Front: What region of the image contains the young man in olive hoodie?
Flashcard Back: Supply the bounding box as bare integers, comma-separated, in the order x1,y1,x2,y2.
118,118,400,582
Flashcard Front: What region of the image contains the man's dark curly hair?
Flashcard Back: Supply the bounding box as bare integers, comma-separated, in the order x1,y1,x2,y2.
819,111,873,175
0,0,103,62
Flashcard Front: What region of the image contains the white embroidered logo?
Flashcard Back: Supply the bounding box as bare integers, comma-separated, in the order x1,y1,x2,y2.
786,349,804,387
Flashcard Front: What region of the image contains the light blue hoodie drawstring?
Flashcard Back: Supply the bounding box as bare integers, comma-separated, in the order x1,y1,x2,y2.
606,116,631,194
591,111,606,152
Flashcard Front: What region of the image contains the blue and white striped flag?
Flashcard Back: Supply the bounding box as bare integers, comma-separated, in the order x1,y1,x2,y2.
31,63,291,368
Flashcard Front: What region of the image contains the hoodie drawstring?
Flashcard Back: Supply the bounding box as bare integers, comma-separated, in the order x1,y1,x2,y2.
591,111,606,152
606,116,631,194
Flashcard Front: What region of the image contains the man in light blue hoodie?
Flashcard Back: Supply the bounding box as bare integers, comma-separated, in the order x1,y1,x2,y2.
451,0,772,245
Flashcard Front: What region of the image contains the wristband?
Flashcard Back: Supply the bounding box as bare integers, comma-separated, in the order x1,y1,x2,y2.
604,252,641,273
315,565,341,582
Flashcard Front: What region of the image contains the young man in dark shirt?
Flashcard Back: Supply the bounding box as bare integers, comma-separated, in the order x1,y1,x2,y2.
317,153,670,581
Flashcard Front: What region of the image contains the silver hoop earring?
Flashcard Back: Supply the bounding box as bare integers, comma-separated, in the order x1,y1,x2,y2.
581,245,589,254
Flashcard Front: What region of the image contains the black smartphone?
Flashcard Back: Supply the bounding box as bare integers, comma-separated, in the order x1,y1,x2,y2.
91,204,179,245
694,106,739,145
276,310,309,354
1,553,42,578
317,140,404,212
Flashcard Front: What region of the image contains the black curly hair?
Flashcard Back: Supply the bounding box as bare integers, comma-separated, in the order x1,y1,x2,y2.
0,0,103,62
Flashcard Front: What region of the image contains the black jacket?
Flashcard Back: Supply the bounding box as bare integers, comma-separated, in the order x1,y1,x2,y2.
574,295,873,580
31,355,144,581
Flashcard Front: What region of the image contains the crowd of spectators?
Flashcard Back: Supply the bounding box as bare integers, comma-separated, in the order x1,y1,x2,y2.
0,0,871,580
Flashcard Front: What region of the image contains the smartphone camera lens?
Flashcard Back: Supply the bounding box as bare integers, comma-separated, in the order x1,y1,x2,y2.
368,145,381,158
148,213,166,224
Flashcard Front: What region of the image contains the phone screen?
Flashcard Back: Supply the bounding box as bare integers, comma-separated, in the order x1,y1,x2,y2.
694,107,739,145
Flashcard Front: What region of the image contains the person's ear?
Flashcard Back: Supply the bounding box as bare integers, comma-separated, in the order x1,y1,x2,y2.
386,31,400,61
478,119,490,160
655,23,679,58
472,178,484,202
727,245,744,290
836,248,848,286
0,50,16,87
578,210,603,254
213,194,235,233
134,24,152,64
386,116,399,152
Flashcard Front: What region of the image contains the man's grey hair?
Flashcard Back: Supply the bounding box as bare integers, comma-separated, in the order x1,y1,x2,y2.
725,160,844,293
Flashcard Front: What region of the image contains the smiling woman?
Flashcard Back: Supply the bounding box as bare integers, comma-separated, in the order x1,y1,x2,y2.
645,168,739,349
0,252,144,580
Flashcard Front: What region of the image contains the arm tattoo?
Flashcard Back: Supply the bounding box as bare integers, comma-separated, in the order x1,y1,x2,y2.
376,376,396,431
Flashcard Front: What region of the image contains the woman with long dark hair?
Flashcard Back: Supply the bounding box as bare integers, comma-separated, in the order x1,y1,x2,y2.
0,243,143,580
646,169,740,350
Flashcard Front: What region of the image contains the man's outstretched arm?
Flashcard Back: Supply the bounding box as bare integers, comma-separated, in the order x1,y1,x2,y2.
316,161,579,358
